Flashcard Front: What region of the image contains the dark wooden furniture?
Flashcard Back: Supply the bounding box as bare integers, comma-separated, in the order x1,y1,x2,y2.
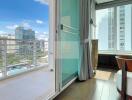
98,54,118,69
116,57,132,100
98,53,132,70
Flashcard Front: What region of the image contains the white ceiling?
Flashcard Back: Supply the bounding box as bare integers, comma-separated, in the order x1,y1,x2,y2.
96,0,114,4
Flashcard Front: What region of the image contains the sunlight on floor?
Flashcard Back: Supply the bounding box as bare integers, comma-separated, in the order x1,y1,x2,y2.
94,70,112,80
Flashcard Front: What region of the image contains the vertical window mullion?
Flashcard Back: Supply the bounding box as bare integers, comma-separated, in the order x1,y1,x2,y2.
114,6,117,51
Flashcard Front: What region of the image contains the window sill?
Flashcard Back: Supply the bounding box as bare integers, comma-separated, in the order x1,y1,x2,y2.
99,50,132,56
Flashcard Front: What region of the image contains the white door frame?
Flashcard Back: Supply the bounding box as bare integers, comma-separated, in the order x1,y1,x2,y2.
48,0,60,98
48,0,78,99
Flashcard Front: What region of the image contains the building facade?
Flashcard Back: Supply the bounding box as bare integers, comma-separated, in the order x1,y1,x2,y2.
108,8,116,50
15,27,35,55
15,27,35,40
108,4,132,51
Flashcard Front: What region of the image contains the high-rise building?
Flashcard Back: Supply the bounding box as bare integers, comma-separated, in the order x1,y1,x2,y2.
108,8,116,50
15,27,35,40
117,5,132,51
108,5,132,51
118,6,125,50
15,27,35,55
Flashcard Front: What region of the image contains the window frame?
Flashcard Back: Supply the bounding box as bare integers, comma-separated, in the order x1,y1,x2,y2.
0,0,56,82
96,4,132,54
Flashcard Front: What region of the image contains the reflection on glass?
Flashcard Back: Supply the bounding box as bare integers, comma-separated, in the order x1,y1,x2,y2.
60,0,80,86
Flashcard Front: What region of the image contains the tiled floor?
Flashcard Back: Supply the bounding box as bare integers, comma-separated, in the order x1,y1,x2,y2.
0,67,55,100
54,69,120,100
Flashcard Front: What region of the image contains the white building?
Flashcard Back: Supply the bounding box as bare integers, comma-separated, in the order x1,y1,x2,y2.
117,5,132,51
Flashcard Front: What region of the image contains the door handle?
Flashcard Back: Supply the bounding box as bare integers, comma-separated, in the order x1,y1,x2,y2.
60,24,63,30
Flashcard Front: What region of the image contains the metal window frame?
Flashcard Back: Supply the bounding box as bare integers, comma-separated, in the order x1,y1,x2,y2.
96,0,132,52
96,0,132,10
47,0,79,99
55,0,78,90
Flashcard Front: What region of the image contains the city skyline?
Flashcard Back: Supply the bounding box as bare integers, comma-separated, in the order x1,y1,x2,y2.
0,26,48,41
0,0,49,40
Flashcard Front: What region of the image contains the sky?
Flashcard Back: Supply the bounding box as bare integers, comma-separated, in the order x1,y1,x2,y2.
0,0,49,39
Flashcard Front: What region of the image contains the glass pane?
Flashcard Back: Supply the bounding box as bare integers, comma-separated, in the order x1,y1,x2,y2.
96,8,115,51
60,0,80,86
0,0,55,99
117,5,132,51
0,0,49,76
96,4,132,53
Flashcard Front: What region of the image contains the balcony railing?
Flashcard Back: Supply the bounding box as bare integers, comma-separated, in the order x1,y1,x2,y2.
0,38,48,78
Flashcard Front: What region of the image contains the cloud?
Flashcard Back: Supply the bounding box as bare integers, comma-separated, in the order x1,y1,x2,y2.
0,31,6,34
6,24,18,30
35,31,39,34
36,32,49,39
21,22,30,28
36,20,44,24
34,0,49,5
37,35,48,40
43,32,48,34
6,21,31,31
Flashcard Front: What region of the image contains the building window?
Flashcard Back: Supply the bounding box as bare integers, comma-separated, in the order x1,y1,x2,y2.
96,4,132,53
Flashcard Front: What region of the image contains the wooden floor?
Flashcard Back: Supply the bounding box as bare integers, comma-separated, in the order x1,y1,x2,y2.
54,69,121,100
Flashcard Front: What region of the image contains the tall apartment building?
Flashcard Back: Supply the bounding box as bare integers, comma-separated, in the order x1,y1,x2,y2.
118,6,125,50
108,8,116,50
15,27,35,55
15,27,35,40
108,4,132,51
117,5,132,51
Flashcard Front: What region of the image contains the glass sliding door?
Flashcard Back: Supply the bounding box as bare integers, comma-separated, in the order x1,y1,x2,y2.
59,0,80,87
0,0,56,99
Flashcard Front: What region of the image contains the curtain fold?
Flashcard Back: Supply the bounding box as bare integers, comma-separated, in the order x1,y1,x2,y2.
78,0,95,81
